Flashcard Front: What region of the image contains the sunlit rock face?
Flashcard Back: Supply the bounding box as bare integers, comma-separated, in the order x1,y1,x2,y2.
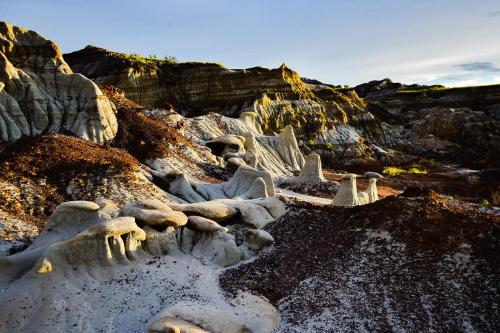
0,22,118,145
65,45,313,113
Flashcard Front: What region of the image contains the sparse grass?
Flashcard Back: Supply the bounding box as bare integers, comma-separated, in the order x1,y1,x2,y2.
117,52,177,69
383,166,428,176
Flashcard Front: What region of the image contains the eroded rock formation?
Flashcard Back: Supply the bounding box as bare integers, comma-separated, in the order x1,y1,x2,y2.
0,22,118,146
65,46,394,164
0,193,282,331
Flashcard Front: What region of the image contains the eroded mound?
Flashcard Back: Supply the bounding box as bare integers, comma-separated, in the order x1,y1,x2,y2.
220,190,500,332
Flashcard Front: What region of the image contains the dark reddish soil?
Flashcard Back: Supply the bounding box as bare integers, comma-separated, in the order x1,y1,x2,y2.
220,189,500,331
0,135,139,229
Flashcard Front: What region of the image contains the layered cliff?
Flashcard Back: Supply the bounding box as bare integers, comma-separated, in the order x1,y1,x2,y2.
65,45,315,115
0,23,118,146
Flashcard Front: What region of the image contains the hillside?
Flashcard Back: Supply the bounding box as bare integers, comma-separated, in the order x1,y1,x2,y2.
0,22,499,333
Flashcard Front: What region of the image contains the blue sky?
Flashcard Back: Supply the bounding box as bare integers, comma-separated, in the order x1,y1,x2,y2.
2,0,500,86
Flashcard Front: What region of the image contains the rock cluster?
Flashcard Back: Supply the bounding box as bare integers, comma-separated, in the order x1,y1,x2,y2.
331,172,382,207
0,193,283,331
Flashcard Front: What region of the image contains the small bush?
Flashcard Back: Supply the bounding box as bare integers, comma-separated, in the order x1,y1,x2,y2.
383,166,428,176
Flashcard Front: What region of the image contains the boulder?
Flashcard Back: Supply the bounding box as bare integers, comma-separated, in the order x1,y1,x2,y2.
244,229,274,251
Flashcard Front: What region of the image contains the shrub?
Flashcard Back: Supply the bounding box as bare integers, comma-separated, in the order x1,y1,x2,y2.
383,166,428,176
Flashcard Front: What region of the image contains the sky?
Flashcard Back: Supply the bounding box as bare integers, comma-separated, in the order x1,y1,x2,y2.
2,0,500,87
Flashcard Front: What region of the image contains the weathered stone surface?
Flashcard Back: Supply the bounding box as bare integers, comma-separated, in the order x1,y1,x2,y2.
293,152,326,184
0,22,118,144
0,200,107,285
206,134,245,156
148,316,209,333
169,165,275,202
122,203,187,227
65,45,397,165
170,201,238,222
187,216,227,233
65,45,313,113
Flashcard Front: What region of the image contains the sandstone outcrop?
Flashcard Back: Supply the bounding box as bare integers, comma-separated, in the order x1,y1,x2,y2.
65,46,313,114
0,22,117,146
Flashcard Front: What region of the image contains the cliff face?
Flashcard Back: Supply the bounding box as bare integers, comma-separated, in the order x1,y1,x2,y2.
65,46,314,114
0,23,118,146
356,80,500,167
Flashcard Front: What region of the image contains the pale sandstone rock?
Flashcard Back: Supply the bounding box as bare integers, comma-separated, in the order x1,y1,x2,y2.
0,200,106,285
170,201,238,222
206,134,246,156
122,203,188,227
155,292,279,333
0,198,280,331
277,125,305,170
331,174,360,207
148,316,209,333
33,217,146,269
238,177,269,200
293,152,326,184
364,171,384,179
218,197,286,229
168,165,275,203
133,199,173,211
187,216,228,233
